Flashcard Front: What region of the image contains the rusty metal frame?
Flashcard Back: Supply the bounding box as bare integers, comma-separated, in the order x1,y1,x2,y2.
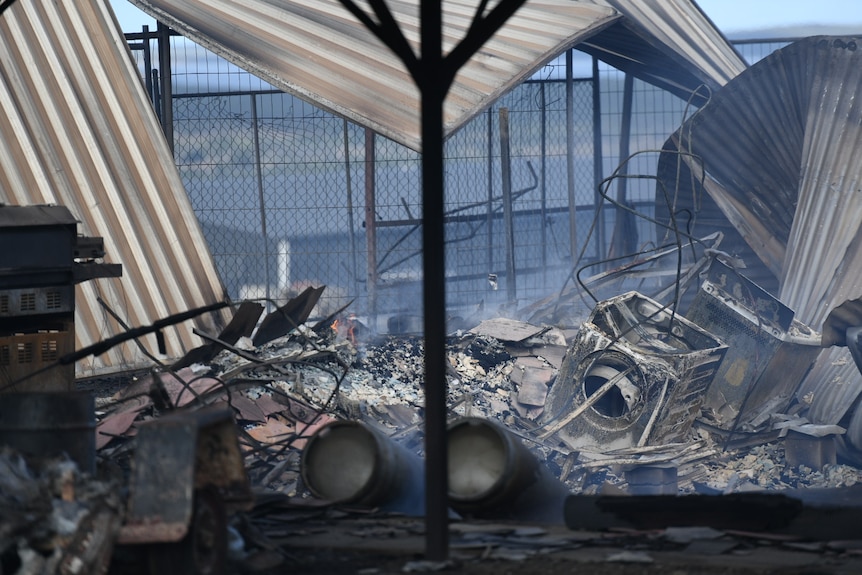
118,406,253,544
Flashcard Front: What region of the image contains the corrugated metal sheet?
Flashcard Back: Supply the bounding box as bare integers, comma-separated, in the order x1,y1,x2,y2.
128,0,745,152
655,36,862,427
0,0,231,377
583,0,746,102
0,0,746,378
597,0,744,86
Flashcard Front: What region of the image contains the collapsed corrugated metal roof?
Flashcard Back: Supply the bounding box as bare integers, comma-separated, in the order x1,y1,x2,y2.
0,0,746,376
0,0,231,376
127,0,746,152
582,0,744,103
654,36,862,444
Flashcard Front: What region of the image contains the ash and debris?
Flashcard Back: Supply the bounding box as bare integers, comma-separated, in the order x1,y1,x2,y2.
89,311,862,498
0,449,121,575
6,290,862,574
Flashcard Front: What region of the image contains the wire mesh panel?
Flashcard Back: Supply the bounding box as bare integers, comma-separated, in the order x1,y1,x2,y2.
124,31,794,329
174,90,368,318
173,94,270,302
158,38,604,323
368,78,597,319
733,40,792,65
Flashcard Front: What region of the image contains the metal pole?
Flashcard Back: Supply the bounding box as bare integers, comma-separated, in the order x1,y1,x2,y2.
487,109,494,276
157,21,174,154
565,49,577,264
499,108,517,301
540,83,548,281
610,73,634,260
420,0,449,561
141,25,154,108
251,95,271,305
344,120,359,297
592,56,605,259
364,129,378,327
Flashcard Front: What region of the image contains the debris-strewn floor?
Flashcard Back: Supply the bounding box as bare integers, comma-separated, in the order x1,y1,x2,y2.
233,514,862,575
7,302,862,574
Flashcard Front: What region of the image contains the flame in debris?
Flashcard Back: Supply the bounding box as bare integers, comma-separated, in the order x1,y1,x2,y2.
331,315,359,345
346,314,358,346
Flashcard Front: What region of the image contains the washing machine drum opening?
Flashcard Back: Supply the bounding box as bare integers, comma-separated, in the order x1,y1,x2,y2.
580,355,645,424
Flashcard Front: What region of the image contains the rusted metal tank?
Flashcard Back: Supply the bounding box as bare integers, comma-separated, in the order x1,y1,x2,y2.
301,419,425,515
447,417,569,523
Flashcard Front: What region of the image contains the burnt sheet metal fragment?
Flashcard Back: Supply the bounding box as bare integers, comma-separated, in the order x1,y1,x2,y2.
654,36,862,441
565,484,862,541
172,300,264,369
253,285,325,346
540,291,726,451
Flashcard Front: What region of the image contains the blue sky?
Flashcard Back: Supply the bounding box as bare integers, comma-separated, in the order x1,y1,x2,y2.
696,0,862,33
110,1,862,35
111,0,862,36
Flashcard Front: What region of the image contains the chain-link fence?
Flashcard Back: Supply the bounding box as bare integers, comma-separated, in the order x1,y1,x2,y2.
126,31,793,328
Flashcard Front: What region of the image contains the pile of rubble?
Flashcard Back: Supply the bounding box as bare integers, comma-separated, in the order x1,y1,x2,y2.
89,288,862,501
0,448,121,574
4,276,862,573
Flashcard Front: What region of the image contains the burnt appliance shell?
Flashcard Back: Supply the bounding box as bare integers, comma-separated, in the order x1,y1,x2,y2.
685,259,821,433
542,291,727,451
0,204,120,392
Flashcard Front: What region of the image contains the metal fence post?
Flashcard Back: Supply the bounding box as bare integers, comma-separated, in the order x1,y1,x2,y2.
566,49,577,264
499,108,517,302
157,22,174,154
364,129,378,326
250,94,271,306
592,56,605,259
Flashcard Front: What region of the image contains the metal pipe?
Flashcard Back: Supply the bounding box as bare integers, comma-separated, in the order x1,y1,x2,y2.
141,25,154,107
157,21,174,153
487,109,494,279
447,417,570,524
251,94,271,305
300,420,425,516
540,83,548,280
592,56,605,259
566,49,577,263
364,128,378,326
499,108,517,301
609,73,634,261
344,119,359,296
419,5,450,553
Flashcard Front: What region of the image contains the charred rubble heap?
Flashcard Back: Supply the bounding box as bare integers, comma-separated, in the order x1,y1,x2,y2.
4,260,862,573
9,35,862,574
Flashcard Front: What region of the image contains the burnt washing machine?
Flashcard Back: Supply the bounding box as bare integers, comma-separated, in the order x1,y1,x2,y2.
541,292,727,451
685,259,821,434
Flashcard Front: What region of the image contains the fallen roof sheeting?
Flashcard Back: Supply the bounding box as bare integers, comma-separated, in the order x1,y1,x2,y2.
655,36,862,438
128,0,746,152
582,0,745,103
0,0,230,377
